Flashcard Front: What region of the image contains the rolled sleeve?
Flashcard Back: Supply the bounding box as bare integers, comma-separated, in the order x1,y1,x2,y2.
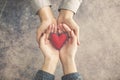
31,0,52,14
59,0,82,13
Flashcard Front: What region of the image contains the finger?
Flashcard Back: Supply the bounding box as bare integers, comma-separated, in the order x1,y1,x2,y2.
74,28,80,45
54,25,57,33
40,33,46,45
50,24,52,33
58,24,62,34
36,30,43,47
53,24,56,33
59,24,65,33
70,31,75,38
62,24,72,32
68,38,72,44
70,30,77,44
62,24,71,37
57,25,60,33
51,24,54,33
46,26,51,40
64,19,80,45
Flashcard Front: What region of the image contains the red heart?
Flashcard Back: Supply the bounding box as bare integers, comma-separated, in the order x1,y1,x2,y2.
50,33,68,50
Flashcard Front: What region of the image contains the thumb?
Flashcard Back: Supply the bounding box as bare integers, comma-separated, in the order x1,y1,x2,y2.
36,30,43,44
70,31,77,44
70,21,80,46
40,33,46,45
75,29,80,46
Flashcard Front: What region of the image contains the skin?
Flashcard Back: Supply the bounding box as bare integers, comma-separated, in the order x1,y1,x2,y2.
37,6,56,46
39,25,59,74
37,8,80,47
37,6,79,75
39,24,78,75
58,10,80,45
59,24,78,75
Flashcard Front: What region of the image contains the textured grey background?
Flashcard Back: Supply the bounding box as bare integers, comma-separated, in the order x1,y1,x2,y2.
0,0,120,80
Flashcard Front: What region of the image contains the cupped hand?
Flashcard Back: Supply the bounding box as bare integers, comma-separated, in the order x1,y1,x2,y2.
36,6,57,46
37,18,56,46
39,24,59,74
58,10,80,45
58,24,78,74
39,24,59,59
59,24,78,62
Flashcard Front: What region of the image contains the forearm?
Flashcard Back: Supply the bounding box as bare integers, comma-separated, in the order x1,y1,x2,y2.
34,57,58,80
61,58,83,80
62,58,77,75
59,10,74,19
38,6,55,22
42,57,58,74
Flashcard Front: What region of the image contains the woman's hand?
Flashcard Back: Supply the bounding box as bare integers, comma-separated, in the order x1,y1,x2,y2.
39,25,59,74
59,24,78,75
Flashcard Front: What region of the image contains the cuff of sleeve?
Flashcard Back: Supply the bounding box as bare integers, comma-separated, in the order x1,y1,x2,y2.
59,0,82,13
62,72,82,80
34,70,55,80
31,0,52,14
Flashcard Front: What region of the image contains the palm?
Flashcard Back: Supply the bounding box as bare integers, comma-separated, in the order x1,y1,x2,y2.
60,40,71,55
39,24,59,59
45,40,59,57
37,19,56,44
58,24,78,61
58,17,80,45
60,38,77,59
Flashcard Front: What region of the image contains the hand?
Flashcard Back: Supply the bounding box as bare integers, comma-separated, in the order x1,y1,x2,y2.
39,25,59,74
58,10,80,45
37,6,56,46
59,24,78,75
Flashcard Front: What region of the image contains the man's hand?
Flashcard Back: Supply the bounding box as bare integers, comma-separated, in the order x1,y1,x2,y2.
59,24,78,75
37,19,56,45
58,10,80,45
37,6,56,46
39,25,59,74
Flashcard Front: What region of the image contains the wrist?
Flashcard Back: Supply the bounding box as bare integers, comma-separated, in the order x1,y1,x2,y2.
41,18,56,24
42,57,58,74
44,57,59,64
62,58,77,75
59,10,74,19
61,58,75,66
38,6,55,21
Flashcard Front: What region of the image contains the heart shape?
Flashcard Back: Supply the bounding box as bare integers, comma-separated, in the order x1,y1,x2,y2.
50,33,68,50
